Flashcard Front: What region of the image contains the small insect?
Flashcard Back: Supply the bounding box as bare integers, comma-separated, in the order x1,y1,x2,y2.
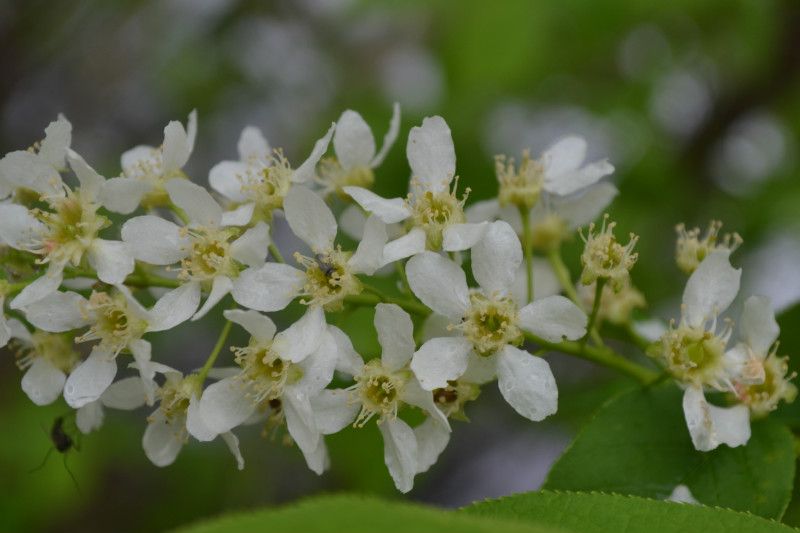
30,415,81,491
315,254,337,278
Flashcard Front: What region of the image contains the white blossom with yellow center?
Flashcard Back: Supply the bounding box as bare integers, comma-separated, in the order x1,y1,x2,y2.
208,123,335,222
406,221,587,422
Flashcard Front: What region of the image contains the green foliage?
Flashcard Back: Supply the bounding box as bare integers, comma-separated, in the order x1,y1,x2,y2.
544,384,796,519
465,490,798,533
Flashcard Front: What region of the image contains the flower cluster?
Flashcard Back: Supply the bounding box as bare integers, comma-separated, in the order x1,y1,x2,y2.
0,106,793,491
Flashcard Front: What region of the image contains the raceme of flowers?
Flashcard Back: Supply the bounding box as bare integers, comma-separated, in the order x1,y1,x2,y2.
0,108,794,492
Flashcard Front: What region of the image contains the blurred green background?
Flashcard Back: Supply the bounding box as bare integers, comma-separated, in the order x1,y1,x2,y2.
2,0,800,531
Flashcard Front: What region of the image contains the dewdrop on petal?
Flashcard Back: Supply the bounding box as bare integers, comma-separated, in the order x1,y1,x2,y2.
580,214,639,291
675,221,742,274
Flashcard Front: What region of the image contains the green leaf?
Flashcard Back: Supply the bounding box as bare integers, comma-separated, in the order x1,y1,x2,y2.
172,494,560,533
464,490,798,533
544,384,796,519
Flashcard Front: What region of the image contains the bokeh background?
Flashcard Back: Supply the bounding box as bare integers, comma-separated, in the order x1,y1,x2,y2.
2,0,800,531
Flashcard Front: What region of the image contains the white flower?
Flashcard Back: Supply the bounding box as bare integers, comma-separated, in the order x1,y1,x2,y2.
317,103,401,196
310,303,450,492
194,307,338,474
75,376,150,434
668,484,699,504
0,115,71,200
209,123,335,221
345,116,488,254
231,186,398,312
406,221,587,421
682,386,750,452
121,179,270,319
22,283,200,408
101,110,198,213
0,149,135,308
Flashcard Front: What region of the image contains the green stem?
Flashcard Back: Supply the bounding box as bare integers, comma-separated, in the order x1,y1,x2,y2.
519,207,534,303
395,261,412,296
584,278,606,346
345,291,431,317
524,330,658,384
198,319,233,383
268,243,285,264
169,202,191,225
547,249,582,308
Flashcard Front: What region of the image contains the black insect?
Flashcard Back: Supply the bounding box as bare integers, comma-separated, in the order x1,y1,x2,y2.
315,254,337,278
30,415,81,491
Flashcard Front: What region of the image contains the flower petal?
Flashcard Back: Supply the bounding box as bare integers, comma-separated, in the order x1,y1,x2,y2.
231,263,304,312
328,325,364,376
682,386,751,452
465,198,501,224
11,263,64,309
383,228,426,265
88,239,134,285
406,252,469,321
379,418,418,493
220,203,255,227
208,161,250,203
67,149,104,200
230,221,270,268
147,282,201,332
348,215,388,275
371,102,401,168
186,395,218,441
411,337,472,391
237,126,270,162
23,290,88,332
166,179,222,228
161,110,196,172
142,411,184,467
542,136,587,179
496,345,558,422
223,308,276,343
546,159,614,196
343,186,411,224
21,357,66,406
294,330,338,394
292,123,335,184
553,182,618,229
414,416,450,474
283,185,337,253
518,295,588,342
272,306,326,363
407,116,455,193
99,177,152,214
334,110,376,170
39,115,72,169
375,303,415,371
0,151,63,197
221,431,245,470
0,203,47,250
740,295,779,355
471,221,521,295
121,215,190,265
283,388,320,457
683,251,741,328
63,348,118,408
401,377,450,429
312,389,359,435
100,376,148,410
442,222,489,252
192,276,234,321
198,376,256,437
76,400,105,434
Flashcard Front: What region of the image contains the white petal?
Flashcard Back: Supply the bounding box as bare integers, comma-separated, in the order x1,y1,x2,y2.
334,110,375,170
328,325,364,376
76,401,105,434
371,102,401,168
142,411,185,467
294,331,338,394
411,337,472,391
542,136,587,179
100,376,147,410
312,389,359,435
221,431,245,470
23,290,88,332
272,306,326,363
130,339,157,405
220,203,255,227
339,203,368,240
7,317,32,344
147,282,201,332
283,186,337,252
0,312,10,349
348,215,388,275
740,295,779,355
510,260,561,305
39,115,72,169
465,199,501,224
406,252,469,320
187,395,218,441
682,386,751,452
683,251,741,328
414,416,450,474
725,343,764,385
407,116,455,193
462,350,499,384
223,308,276,343
343,187,411,224
375,303,415,371
0,151,63,197
166,179,222,228
11,263,64,309
88,239,134,284
208,161,250,202
518,295,588,342
442,222,489,252
64,348,118,408
237,126,270,162
553,182,618,229
99,177,152,214
0,203,46,251
401,377,450,429
229,221,270,267
383,228,426,265
198,377,256,437
283,388,320,456
471,221,521,295
292,123,335,184
496,345,558,421
161,112,194,172
21,357,66,406
192,276,234,320
231,263,304,312
67,149,104,200
121,215,190,265
379,418,418,493
546,158,614,196
668,484,700,505
301,439,330,475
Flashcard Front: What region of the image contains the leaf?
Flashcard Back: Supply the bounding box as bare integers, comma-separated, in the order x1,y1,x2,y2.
172,494,559,533
464,490,797,533
543,384,796,519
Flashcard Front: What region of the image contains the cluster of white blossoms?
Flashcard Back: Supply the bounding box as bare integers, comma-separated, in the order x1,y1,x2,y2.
0,106,794,491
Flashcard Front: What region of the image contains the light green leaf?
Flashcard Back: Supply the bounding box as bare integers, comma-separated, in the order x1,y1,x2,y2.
544,384,795,519
464,490,797,533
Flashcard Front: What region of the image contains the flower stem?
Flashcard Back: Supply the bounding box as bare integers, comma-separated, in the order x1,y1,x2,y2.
519,206,534,303
345,291,430,317
268,243,285,264
198,319,233,383
584,277,606,346
524,330,658,384
547,248,581,308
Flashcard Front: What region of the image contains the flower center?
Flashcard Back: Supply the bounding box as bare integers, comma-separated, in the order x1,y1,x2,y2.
433,380,481,419
352,360,406,427
675,221,742,274
33,190,108,267
234,341,302,404
178,227,239,281
319,157,375,197
123,150,185,208
239,150,293,220
409,183,469,250
455,291,522,356
655,324,727,388
580,215,638,290
496,151,543,210
735,351,797,418
294,248,361,310
13,331,80,374
78,291,148,354
158,374,201,422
